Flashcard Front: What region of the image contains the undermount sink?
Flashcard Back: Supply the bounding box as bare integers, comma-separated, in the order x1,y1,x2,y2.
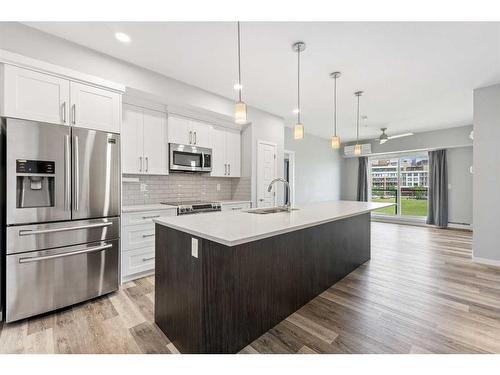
246,207,299,214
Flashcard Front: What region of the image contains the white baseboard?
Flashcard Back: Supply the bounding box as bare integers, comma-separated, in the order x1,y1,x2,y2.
448,223,473,230
472,256,500,268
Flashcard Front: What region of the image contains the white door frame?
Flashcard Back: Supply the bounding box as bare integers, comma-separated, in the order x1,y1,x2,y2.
257,140,278,208
284,149,296,207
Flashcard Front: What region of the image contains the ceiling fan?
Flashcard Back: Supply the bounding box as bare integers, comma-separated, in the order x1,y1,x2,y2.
375,128,414,144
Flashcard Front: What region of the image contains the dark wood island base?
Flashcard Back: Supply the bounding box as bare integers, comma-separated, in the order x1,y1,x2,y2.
154,213,371,353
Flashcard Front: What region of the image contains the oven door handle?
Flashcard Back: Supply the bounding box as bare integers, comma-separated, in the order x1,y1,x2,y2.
19,244,113,264
18,222,113,236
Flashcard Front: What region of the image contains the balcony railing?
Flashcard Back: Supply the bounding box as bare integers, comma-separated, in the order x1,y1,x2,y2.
371,187,428,216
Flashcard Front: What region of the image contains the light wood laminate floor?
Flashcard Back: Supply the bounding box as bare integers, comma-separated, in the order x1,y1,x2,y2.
1,222,499,354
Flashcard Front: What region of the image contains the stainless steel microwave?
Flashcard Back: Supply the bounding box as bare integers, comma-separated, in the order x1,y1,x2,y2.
169,143,212,173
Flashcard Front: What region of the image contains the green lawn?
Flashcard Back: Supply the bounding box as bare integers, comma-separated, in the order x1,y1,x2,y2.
371,198,428,217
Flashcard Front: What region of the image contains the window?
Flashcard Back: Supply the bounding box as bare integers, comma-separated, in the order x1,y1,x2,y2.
369,154,429,218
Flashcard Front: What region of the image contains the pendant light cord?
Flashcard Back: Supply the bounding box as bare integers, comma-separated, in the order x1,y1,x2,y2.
237,21,242,102
334,76,337,136
356,93,360,143
297,47,301,124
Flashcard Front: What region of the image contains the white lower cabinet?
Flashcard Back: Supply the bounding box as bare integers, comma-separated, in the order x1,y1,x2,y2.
121,208,176,282
220,202,251,212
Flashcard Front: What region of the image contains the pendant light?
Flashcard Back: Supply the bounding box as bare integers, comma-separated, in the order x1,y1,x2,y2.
354,91,363,156
330,72,341,149
292,41,306,140
234,21,247,124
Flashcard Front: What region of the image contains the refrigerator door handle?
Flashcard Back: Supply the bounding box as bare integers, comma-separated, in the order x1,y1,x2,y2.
18,244,113,264
18,222,113,236
64,135,71,211
74,135,80,211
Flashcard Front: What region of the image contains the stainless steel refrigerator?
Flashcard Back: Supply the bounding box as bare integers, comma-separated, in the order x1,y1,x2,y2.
1,118,121,322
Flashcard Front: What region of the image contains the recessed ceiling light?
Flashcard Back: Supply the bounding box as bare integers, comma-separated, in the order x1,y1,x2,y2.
233,83,243,90
115,32,131,43
292,108,300,114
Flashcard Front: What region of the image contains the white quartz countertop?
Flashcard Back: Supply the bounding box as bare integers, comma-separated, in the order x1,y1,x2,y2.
122,204,177,213
154,200,394,246
218,200,251,205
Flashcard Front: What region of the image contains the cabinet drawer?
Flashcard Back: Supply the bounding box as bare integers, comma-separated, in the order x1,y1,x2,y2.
122,223,156,251
122,209,176,226
221,203,251,212
121,246,155,280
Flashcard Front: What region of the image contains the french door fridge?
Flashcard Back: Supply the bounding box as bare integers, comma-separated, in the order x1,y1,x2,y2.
2,118,121,322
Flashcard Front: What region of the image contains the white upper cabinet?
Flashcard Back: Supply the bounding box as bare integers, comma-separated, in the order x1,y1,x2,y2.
167,115,212,148
122,104,144,174
167,115,191,145
142,109,168,175
122,104,168,175
210,126,241,177
70,82,121,133
1,65,70,125
1,64,122,133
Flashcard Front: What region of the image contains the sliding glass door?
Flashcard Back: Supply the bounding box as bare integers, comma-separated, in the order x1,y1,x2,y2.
369,153,429,218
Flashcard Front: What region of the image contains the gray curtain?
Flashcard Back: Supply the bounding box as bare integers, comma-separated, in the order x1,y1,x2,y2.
357,157,368,202
427,150,448,227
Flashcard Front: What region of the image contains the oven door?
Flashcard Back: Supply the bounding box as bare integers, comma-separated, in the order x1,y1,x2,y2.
169,143,212,172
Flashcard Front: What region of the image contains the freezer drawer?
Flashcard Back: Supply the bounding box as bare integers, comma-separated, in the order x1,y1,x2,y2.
5,239,119,322
6,217,120,255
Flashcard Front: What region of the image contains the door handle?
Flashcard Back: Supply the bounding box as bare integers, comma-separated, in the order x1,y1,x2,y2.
74,135,79,211
64,135,71,211
145,157,149,172
19,243,113,264
142,233,155,238
224,163,227,175
139,156,142,172
194,131,197,145
142,256,155,262
19,222,113,236
259,198,265,202
72,104,76,124
189,131,193,144
141,215,160,219
228,163,231,175
61,102,66,123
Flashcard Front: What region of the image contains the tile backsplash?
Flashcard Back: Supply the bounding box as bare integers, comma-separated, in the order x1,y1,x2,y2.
122,174,250,206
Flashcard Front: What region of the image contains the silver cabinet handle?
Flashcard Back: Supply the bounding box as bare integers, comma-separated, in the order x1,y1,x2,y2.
231,207,242,211
139,156,143,172
142,256,155,262
19,244,113,264
64,135,71,211
61,102,66,123
72,104,76,124
142,233,155,238
142,215,160,219
19,222,113,236
259,198,265,202
189,130,193,144
145,156,149,172
224,163,227,175
194,131,197,145
228,163,231,176
74,135,79,211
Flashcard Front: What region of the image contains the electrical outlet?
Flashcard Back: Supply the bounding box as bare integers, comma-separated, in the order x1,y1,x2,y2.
140,183,148,192
216,183,221,192
191,238,198,258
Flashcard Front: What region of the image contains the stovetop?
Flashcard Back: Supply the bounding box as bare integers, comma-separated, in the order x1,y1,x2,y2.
161,200,221,215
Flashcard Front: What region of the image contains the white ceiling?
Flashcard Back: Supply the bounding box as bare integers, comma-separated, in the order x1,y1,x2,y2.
24,22,500,141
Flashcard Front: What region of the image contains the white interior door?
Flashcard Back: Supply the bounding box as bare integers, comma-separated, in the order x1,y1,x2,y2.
210,126,227,177
121,104,144,174
2,65,69,125
257,141,277,208
70,82,120,133
167,115,190,145
143,108,168,175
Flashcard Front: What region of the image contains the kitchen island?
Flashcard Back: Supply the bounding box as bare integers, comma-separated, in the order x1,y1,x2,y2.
154,200,393,353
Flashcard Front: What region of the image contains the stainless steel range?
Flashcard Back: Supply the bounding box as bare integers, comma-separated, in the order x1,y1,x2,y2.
1,118,121,323
161,200,221,215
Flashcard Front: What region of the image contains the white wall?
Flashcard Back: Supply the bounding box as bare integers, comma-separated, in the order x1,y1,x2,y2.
284,127,341,204
447,147,473,226
473,83,500,263
340,157,359,201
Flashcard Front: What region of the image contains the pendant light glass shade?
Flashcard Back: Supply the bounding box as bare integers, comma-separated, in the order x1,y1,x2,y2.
330,72,341,149
294,123,304,140
234,101,247,124
234,22,247,124
331,136,341,149
354,143,362,156
292,41,306,140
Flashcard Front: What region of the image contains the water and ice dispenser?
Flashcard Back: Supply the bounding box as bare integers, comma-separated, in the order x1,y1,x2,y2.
16,159,55,208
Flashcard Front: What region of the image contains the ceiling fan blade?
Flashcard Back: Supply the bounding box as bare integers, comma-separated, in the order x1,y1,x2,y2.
387,132,414,140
